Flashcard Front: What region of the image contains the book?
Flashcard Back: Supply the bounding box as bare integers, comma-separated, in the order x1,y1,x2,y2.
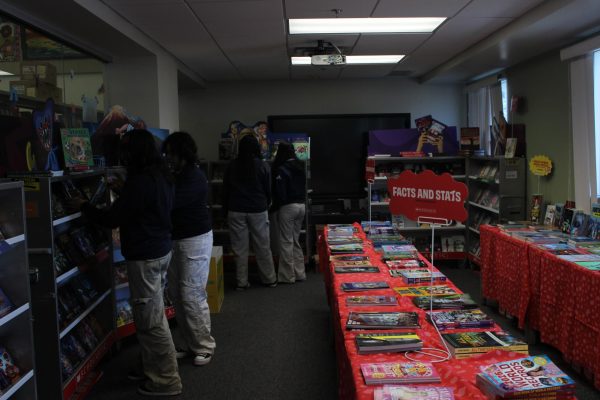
330,255,369,262
361,361,441,385
334,266,380,273
570,209,588,237
60,128,94,171
345,295,398,306
386,259,426,269
341,281,389,291
412,294,478,310
442,331,528,357
426,309,495,330
355,332,423,354
331,260,373,267
505,138,517,158
0,346,20,385
530,195,543,225
574,261,600,270
476,355,575,398
544,205,557,226
374,385,455,400
559,208,574,234
397,269,447,284
346,311,420,329
328,243,364,254
556,253,600,262
394,285,458,296
0,288,13,318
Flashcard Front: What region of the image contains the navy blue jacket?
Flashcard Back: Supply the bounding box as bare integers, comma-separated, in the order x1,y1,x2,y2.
273,159,306,209
223,159,271,213
83,171,174,261
172,164,211,240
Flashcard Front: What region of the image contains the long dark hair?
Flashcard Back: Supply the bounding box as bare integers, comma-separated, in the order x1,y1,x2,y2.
272,141,297,172
162,131,198,168
120,129,172,181
234,134,260,182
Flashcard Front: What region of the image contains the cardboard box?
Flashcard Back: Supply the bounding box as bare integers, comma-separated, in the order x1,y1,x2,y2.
20,61,57,86
9,80,62,101
207,246,224,313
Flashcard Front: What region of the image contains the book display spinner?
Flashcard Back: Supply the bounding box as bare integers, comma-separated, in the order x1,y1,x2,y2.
466,156,526,267
366,156,467,261
9,171,115,399
0,181,37,399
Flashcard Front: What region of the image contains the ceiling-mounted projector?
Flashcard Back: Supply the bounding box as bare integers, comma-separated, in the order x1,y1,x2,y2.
311,54,346,66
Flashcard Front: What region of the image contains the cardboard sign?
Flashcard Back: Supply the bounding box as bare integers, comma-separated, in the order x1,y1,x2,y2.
387,170,468,223
529,155,552,176
365,159,375,182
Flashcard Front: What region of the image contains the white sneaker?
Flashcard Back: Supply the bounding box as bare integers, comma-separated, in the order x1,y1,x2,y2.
193,353,212,366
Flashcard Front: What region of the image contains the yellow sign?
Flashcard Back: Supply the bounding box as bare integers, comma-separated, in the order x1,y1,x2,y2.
529,155,552,176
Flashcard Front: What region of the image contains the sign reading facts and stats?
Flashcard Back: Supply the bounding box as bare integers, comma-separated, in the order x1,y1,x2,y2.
387,170,468,223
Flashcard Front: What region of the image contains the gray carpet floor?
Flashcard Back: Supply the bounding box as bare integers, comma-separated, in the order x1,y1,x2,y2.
89,264,600,400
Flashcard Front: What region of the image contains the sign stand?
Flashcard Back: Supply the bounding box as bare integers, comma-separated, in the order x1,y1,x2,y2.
367,179,373,230
404,216,452,364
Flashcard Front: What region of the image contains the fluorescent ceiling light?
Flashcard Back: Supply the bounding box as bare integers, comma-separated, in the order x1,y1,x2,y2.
0,70,14,76
346,55,404,64
289,17,446,34
291,57,311,65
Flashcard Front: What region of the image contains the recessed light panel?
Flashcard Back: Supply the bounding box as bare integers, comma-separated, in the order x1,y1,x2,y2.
289,18,446,34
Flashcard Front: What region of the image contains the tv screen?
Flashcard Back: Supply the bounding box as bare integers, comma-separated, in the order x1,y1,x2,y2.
268,114,410,198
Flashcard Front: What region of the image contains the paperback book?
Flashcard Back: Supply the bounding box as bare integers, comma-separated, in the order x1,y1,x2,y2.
396,269,447,284
426,309,495,330
329,243,364,254
442,331,528,358
334,266,380,273
361,361,441,385
394,285,458,297
346,311,420,329
0,288,13,318
330,255,369,262
345,295,398,306
355,332,423,354
412,294,478,310
374,385,454,400
331,260,372,267
341,281,389,292
386,259,426,269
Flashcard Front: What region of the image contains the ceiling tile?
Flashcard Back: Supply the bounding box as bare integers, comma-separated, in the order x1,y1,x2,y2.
105,3,197,27
285,0,378,18
339,65,396,78
373,0,470,17
288,34,360,56
291,67,341,79
458,0,545,18
352,34,429,55
103,0,182,4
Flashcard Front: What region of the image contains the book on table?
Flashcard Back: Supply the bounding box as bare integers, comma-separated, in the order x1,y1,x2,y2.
361,361,441,385
412,294,478,310
442,331,528,358
394,285,459,296
334,266,380,273
386,259,426,269
476,354,575,399
330,255,369,262
396,269,447,284
345,295,397,306
328,243,364,253
426,309,495,330
374,385,455,400
341,281,389,291
355,332,423,354
346,311,420,329
331,260,373,267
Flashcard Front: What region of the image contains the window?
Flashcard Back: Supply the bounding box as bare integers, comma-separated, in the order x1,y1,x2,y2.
500,78,508,122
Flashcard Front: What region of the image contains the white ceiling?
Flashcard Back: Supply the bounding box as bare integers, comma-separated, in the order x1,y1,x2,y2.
4,0,600,84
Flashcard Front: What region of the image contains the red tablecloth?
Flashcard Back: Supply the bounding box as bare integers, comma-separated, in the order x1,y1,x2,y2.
319,224,530,400
480,225,600,389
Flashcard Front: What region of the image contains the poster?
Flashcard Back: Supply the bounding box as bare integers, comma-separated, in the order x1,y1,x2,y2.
61,128,93,170
0,18,21,62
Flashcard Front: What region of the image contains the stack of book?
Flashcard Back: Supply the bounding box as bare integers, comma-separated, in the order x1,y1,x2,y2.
341,281,389,292
476,355,575,399
346,311,420,329
380,244,419,260
426,309,495,330
331,257,379,273
355,332,423,354
328,243,364,254
442,331,528,359
412,294,477,310
386,259,426,269
374,386,454,400
392,268,447,284
394,285,458,297
345,295,397,306
361,361,441,385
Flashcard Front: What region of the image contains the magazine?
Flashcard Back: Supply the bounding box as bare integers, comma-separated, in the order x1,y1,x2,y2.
394,285,458,297
412,294,477,310
361,361,441,385
442,331,528,356
346,311,420,329
334,266,380,273
345,295,398,306
355,333,422,354
426,309,495,330
341,281,389,291
374,385,454,400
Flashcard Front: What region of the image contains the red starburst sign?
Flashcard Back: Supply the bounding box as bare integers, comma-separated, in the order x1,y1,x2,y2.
387,170,468,223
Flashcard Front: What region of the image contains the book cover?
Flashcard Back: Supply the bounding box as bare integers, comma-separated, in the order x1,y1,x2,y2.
570,209,588,237
575,261,600,270
376,385,454,400
427,309,495,330
347,311,420,329
0,346,20,384
556,253,600,262
394,285,458,297
330,255,369,262
329,243,364,253
386,259,426,269
334,266,380,273
544,205,557,226
345,295,398,306
505,138,517,158
442,331,528,354
530,194,543,225
361,361,441,385
356,333,422,354
332,260,373,267
60,128,94,170
412,294,477,310
559,208,574,234
341,281,389,291
478,355,575,395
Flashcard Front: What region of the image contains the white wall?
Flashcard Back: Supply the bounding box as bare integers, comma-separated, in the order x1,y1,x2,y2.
156,55,179,132
179,78,464,161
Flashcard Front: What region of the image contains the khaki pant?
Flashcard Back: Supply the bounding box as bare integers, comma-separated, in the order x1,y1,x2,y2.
127,252,182,390
168,231,216,355
277,203,306,283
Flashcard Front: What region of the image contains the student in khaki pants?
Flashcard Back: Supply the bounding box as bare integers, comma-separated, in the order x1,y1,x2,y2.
76,130,182,396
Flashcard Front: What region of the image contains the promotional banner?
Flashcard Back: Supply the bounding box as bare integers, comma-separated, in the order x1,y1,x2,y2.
387,170,468,223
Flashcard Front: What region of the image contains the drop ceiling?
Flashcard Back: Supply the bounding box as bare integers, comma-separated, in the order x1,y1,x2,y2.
4,0,600,83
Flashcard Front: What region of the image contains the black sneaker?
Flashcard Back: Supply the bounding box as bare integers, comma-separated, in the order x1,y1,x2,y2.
127,370,145,381
137,382,182,397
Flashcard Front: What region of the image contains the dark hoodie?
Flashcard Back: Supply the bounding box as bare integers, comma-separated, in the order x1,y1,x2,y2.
273,159,306,208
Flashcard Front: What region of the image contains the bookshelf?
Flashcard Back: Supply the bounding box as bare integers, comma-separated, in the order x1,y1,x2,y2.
366,156,467,260
466,156,526,266
0,181,37,399
209,160,312,264
8,171,115,399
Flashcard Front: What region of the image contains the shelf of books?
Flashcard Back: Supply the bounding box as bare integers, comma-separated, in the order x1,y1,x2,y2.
9,170,115,399
319,222,579,400
466,157,526,268
366,156,467,261
0,181,37,400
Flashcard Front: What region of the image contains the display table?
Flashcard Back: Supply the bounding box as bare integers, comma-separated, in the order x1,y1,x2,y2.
318,224,526,400
480,224,600,389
